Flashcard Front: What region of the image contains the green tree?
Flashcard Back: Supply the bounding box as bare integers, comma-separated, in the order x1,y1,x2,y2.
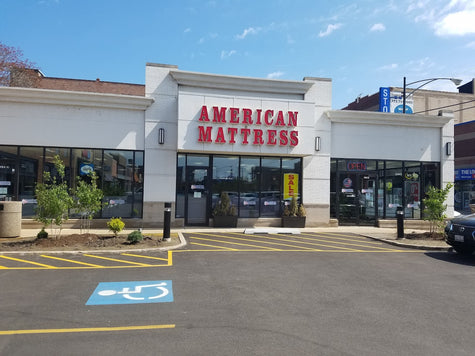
73,172,104,233
423,183,453,236
35,155,74,238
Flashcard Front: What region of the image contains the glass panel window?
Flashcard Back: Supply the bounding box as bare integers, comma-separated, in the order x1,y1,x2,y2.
44,147,70,185
0,146,18,201
102,150,134,218
19,146,44,217
404,162,421,219
385,162,403,218
176,154,186,218
282,157,302,209
133,151,144,218
239,157,260,218
70,149,103,218
261,157,281,217
211,156,239,213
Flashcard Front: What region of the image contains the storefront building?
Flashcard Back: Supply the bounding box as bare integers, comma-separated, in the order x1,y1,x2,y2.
0,63,454,227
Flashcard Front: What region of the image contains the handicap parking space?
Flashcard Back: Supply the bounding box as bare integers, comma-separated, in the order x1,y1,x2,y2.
181,231,412,253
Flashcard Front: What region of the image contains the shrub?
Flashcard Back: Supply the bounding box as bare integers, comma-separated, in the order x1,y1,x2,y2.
283,196,299,217
423,183,453,236
127,230,144,244
107,217,125,237
213,192,237,217
297,203,306,217
35,155,74,238
36,228,48,239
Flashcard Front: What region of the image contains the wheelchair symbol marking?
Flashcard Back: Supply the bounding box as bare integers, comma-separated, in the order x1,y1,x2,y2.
87,280,173,305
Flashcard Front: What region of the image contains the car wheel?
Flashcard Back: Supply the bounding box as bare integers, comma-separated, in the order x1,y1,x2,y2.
453,246,475,255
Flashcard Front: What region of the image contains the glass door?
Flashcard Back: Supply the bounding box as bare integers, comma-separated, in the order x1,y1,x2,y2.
185,155,210,225
338,173,377,225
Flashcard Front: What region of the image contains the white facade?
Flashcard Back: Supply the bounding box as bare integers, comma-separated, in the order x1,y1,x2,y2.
0,63,454,227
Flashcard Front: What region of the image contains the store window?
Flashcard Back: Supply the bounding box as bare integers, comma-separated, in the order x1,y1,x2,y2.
261,157,281,217
19,146,43,217
404,162,421,219
176,155,186,218
102,150,134,218
211,156,239,212
239,157,260,217
0,146,18,202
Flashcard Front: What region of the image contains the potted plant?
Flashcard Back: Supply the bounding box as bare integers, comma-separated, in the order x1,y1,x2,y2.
213,192,238,227
282,195,306,228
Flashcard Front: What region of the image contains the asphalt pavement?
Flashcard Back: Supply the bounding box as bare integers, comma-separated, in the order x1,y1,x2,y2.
0,226,451,252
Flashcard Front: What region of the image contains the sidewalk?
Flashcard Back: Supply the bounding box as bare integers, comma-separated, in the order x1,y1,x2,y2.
0,226,450,251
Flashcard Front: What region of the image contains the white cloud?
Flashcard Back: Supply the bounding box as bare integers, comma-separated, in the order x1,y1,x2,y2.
466,41,475,48
184,28,191,34
236,27,261,40
370,23,386,32
267,71,284,79
406,0,475,36
378,63,398,71
435,9,475,36
318,23,342,37
220,50,237,59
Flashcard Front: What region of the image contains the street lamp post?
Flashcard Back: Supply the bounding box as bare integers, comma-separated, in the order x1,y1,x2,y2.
402,77,463,114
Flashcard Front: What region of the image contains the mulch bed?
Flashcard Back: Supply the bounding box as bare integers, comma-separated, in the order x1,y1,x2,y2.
0,233,166,251
404,232,444,240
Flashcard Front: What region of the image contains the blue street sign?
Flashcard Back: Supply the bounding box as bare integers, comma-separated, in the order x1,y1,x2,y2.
86,280,173,305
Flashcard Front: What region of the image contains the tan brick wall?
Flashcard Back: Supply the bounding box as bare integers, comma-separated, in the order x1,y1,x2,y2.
37,77,145,96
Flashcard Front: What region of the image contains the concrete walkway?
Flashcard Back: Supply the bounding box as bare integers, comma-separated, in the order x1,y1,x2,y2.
0,226,451,251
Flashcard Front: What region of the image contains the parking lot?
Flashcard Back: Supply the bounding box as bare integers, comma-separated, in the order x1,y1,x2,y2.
1,231,475,355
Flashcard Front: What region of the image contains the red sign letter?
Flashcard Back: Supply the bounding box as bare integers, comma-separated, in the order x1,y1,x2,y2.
199,106,209,122
198,126,212,142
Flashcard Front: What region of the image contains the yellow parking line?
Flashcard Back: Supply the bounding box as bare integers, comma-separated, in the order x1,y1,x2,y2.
190,236,280,251
297,233,397,251
193,233,318,251
227,232,361,252
0,255,57,268
83,254,151,266
40,255,103,267
302,232,384,244
120,253,169,262
0,324,176,336
191,242,239,251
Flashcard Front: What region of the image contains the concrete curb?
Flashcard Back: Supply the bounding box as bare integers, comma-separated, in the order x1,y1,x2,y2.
362,234,451,251
0,232,188,255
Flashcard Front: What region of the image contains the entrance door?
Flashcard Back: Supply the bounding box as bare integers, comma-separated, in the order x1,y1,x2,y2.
185,156,210,225
338,173,377,225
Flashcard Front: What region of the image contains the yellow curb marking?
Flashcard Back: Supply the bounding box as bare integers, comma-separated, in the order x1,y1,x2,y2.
0,324,175,336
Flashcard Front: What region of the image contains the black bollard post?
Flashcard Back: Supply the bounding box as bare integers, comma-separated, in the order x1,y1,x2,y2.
396,206,404,239
163,202,171,241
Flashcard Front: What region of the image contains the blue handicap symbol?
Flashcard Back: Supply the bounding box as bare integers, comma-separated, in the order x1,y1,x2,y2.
86,280,173,305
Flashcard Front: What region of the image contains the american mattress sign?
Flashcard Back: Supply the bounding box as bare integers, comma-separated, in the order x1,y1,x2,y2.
197,105,300,147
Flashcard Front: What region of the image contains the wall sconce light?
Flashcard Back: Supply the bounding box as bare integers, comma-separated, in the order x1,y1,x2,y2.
446,142,452,156
315,136,321,151
158,128,165,145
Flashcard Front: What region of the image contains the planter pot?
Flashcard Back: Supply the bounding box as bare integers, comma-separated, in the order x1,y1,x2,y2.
282,216,306,228
213,216,238,228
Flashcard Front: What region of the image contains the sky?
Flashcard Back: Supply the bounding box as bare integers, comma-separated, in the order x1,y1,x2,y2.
1,0,475,109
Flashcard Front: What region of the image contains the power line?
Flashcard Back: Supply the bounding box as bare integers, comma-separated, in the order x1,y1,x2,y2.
414,98,475,114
